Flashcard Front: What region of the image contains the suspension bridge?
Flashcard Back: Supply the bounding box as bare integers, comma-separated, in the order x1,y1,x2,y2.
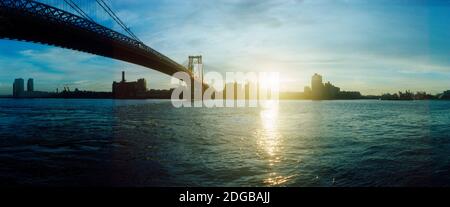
0,0,199,78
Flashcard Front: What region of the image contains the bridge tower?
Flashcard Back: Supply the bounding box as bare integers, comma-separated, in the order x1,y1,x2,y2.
188,56,203,80
188,56,204,100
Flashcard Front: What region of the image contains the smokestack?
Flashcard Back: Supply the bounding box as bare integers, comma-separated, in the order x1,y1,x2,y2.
122,71,125,82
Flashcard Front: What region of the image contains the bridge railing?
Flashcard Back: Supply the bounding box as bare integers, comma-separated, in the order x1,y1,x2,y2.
0,0,187,72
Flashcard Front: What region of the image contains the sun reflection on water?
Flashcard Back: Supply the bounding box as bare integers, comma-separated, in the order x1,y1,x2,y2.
259,103,279,156
257,101,295,186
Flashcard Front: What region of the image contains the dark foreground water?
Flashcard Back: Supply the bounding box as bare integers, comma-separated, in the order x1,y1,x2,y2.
0,99,449,186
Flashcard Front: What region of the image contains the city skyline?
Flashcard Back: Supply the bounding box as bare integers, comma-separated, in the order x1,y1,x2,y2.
1,0,450,95
7,72,450,100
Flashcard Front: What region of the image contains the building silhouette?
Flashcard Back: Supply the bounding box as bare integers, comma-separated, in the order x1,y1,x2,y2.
323,81,340,99
303,73,360,100
27,78,34,92
112,71,148,99
309,73,341,99
12,78,51,98
311,73,324,99
13,78,24,97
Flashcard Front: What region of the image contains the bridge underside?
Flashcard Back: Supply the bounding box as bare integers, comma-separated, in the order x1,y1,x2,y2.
0,2,190,77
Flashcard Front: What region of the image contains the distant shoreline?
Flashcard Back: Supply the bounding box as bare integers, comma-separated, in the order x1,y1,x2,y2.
1,97,450,101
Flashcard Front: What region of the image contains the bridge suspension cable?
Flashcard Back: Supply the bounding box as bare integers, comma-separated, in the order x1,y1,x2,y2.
94,0,142,43
62,0,94,22
57,0,142,43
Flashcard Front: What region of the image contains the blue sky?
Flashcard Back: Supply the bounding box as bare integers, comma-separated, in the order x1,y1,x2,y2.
1,0,450,95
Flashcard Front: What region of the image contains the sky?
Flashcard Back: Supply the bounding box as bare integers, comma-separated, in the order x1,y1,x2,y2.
1,0,450,95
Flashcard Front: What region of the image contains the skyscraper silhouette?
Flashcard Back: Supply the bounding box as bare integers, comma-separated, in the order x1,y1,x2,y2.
27,78,34,92
311,73,323,99
13,78,24,97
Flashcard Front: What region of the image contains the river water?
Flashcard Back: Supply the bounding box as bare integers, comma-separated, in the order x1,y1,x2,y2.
0,99,449,186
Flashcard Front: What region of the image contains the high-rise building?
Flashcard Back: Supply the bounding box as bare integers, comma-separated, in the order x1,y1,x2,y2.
11,78,51,98
303,73,361,100
307,73,342,99
27,78,34,92
13,78,24,97
311,73,323,99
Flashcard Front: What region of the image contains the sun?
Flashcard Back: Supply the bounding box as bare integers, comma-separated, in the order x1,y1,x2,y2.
258,72,280,92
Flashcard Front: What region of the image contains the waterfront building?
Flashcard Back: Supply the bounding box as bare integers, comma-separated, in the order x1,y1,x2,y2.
324,81,340,99
304,73,361,100
27,78,34,92
311,73,324,99
112,71,148,99
13,78,24,97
